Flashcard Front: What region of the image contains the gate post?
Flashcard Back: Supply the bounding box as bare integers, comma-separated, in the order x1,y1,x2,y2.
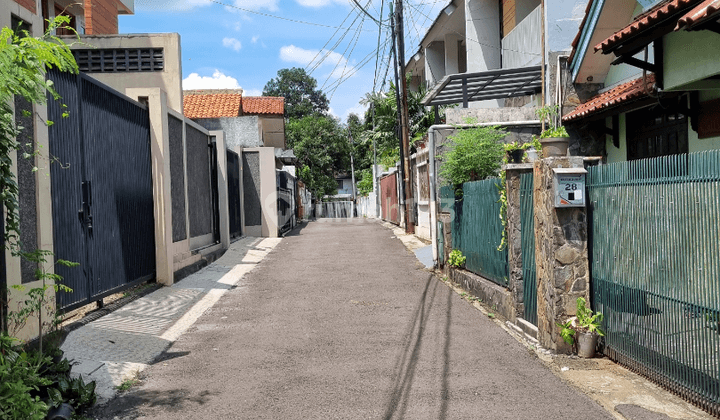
127,88,173,286
504,163,533,318
211,131,230,249
533,157,590,353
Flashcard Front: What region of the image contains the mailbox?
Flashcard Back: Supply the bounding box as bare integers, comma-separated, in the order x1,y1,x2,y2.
553,168,587,208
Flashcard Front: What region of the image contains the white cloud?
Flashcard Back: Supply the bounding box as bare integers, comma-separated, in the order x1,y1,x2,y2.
222,37,242,52
342,103,367,121
279,45,356,79
183,70,241,90
251,35,259,44
225,0,279,12
295,0,345,7
243,88,263,96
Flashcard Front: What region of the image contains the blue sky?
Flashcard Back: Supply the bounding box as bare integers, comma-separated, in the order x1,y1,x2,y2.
121,0,446,122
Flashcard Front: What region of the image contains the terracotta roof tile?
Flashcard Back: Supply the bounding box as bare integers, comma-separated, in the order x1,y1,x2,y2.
594,0,701,53
562,74,656,122
676,0,720,29
242,97,284,116
183,92,242,119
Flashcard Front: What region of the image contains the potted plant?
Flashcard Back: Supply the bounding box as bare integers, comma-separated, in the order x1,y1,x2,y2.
557,297,605,358
504,141,528,164
536,105,570,157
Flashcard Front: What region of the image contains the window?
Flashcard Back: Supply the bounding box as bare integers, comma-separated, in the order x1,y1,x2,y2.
626,106,688,160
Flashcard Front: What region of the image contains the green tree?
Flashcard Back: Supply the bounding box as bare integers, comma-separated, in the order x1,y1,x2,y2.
263,67,329,120
359,80,444,171
287,114,350,198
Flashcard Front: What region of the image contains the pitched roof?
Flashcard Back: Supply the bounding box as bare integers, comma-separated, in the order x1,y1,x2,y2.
242,97,284,116
183,91,243,119
594,0,701,53
676,0,720,29
568,0,596,64
562,74,656,122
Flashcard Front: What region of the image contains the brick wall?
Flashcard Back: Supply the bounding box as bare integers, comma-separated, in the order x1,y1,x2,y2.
84,0,118,34
12,0,36,14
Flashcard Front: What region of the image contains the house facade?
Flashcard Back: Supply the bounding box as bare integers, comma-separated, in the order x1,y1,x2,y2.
564,0,720,161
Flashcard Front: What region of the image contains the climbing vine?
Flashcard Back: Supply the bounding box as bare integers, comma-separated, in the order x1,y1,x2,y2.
0,16,78,252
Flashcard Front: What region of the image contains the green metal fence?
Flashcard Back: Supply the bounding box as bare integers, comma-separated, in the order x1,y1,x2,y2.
452,179,508,286
587,151,720,415
439,184,455,214
520,173,537,326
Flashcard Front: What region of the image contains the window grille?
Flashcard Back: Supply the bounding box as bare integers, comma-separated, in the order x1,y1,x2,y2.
73,48,164,73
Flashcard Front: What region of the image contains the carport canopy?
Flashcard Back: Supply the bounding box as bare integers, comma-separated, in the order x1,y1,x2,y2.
421,66,543,107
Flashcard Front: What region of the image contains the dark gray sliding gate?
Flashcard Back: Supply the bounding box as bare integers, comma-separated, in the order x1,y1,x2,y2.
48,70,156,312
227,150,242,239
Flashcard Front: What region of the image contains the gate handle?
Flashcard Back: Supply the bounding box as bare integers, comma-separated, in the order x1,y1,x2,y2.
80,181,93,231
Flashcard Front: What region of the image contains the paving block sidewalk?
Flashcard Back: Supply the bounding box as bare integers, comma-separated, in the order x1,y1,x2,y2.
61,236,282,403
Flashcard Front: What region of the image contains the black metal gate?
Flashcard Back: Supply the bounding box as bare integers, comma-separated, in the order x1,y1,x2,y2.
48,70,156,312
227,150,242,239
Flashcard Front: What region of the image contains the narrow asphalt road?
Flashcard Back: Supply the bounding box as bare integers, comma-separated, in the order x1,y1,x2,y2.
94,219,612,419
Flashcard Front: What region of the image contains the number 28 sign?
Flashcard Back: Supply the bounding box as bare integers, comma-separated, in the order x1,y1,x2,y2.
552,168,587,208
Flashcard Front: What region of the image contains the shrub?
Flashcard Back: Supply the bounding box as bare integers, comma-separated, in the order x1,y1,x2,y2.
439,125,506,189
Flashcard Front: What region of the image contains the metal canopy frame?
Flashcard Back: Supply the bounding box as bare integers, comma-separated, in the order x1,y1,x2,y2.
421,66,543,107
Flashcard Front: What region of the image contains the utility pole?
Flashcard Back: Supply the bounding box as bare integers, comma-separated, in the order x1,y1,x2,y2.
394,0,415,234
348,128,356,202
389,3,406,229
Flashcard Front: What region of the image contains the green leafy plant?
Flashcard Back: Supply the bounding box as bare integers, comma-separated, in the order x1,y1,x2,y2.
8,250,77,355
557,297,605,347
0,337,52,420
557,320,576,346
576,297,605,336
439,123,506,190
448,249,466,268
59,375,97,410
503,141,530,152
536,105,569,139
1,16,79,251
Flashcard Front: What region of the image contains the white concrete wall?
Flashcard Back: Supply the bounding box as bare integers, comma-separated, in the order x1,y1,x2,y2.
501,5,542,69
356,193,378,218
465,0,501,107
425,41,445,86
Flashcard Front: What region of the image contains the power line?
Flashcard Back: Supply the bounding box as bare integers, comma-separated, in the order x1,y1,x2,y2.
305,8,361,74
135,0,377,31
321,13,366,93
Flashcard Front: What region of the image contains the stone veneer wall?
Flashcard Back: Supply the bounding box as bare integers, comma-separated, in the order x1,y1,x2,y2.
533,157,590,352
504,164,533,318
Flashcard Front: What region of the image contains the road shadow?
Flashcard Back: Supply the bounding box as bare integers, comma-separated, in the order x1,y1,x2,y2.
89,387,219,419
382,274,452,420
284,220,311,237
